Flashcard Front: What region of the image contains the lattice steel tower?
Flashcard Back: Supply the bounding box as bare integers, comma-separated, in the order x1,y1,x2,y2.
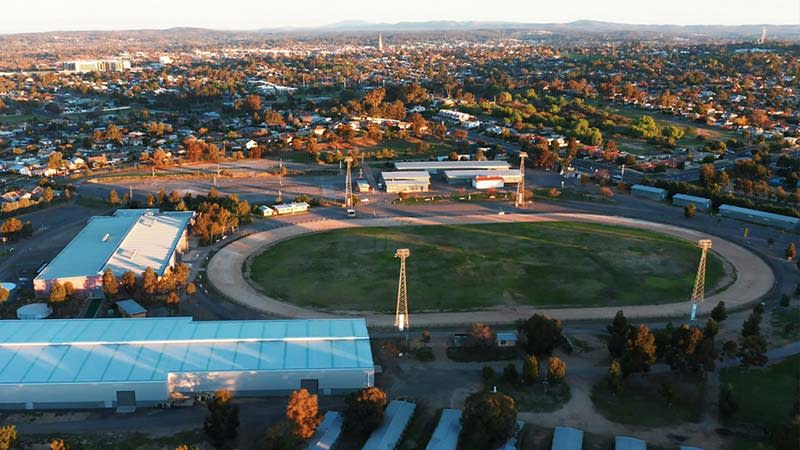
344,156,354,208
394,248,411,331
690,239,713,321
515,152,528,207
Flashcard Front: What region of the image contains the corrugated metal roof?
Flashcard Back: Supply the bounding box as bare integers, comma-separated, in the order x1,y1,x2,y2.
362,400,416,450
380,171,431,181
551,426,583,450
306,411,344,450
615,436,647,450
443,169,521,179
35,209,193,280
631,185,667,194
673,193,710,203
719,204,800,224
424,409,462,450
394,161,510,171
0,318,373,385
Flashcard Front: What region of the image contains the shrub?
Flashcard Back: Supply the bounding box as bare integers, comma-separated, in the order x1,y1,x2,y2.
503,363,518,384
415,347,435,361
482,366,496,383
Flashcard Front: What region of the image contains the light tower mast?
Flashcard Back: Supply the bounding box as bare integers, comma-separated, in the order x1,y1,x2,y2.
394,248,410,331
689,239,713,321
344,156,354,208
515,152,528,208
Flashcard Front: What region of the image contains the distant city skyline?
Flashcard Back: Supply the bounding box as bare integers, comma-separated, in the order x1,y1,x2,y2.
1,0,798,34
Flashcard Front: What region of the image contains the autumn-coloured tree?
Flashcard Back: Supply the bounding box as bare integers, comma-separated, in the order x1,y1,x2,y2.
49,439,66,450
608,360,623,394
786,243,797,261
0,425,16,450
121,271,138,294
141,267,159,297
547,357,567,383
108,189,120,206
63,282,76,298
522,356,539,385
0,218,22,241
343,387,388,436
102,269,119,297
49,280,67,304
286,389,322,439
166,291,180,305
470,322,495,348
204,390,239,447
460,392,517,450
621,324,657,376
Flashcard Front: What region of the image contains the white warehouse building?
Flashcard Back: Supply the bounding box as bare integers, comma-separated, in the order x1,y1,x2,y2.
0,317,375,410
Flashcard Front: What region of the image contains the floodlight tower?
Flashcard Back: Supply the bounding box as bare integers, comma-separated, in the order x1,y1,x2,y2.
515,152,528,208
394,248,411,331
689,239,713,321
344,156,354,208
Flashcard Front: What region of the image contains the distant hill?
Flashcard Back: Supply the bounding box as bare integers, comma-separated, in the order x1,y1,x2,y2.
3,20,799,40
303,19,800,38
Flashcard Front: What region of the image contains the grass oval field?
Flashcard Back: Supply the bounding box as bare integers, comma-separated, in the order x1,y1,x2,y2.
247,221,730,313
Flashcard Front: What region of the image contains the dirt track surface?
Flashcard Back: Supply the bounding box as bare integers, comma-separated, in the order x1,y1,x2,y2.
207,213,774,326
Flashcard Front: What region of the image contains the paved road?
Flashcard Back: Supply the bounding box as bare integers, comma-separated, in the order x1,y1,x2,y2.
207,212,774,327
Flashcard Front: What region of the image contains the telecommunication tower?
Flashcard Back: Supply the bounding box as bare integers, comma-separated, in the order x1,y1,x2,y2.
758,26,767,45
689,239,713,321
378,34,385,52
344,156,354,208
515,152,528,208
394,248,410,331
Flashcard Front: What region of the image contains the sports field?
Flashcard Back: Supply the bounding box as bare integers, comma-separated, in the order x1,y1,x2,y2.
248,222,728,312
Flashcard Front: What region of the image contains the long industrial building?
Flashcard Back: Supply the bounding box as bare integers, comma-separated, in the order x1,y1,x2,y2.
393,161,510,174
34,209,194,298
381,171,431,193
443,169,522,184
719,204,800,230
0,317,375,410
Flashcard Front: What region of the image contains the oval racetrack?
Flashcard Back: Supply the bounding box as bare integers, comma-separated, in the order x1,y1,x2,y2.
207,213,774,326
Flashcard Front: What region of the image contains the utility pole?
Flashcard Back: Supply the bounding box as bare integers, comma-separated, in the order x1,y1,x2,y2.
394,248,410,331
344,156,354,208
277,158,283,203
689,239,713,321
515,152,528,208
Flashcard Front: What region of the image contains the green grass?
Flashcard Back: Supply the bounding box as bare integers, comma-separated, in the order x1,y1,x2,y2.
361,138,455,158
248,221,728,312
770,307,800,341
0,114,38,125
23,429,206,450
720,355,800,428
504,381,571,413
75,195,113,210
590,374,706,426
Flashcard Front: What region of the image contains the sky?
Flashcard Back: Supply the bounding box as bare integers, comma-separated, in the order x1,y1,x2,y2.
2,0,798,34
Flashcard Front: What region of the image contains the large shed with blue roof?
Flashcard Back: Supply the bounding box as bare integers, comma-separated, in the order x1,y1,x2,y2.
0,317,374,410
